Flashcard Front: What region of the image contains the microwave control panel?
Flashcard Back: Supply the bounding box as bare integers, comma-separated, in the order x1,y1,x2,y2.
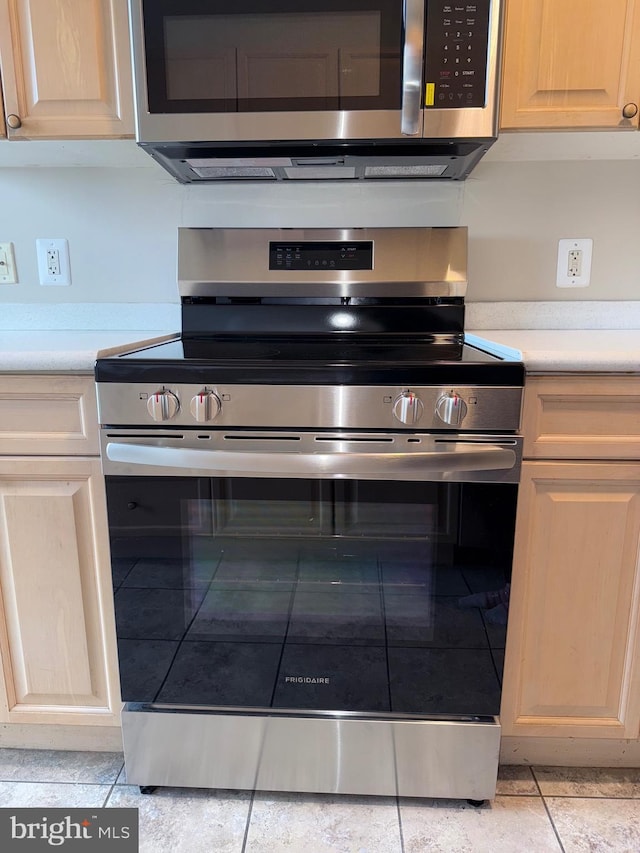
424,1,491,109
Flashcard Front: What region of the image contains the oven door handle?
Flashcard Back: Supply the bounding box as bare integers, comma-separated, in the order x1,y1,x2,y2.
105,441,518,480
401,0,425,135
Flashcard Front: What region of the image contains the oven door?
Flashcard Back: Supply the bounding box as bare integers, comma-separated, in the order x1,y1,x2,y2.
131,0,421,141
103,431,521,720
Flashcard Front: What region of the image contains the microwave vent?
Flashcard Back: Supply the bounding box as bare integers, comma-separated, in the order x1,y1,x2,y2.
190,165,277,179
365,164,448,178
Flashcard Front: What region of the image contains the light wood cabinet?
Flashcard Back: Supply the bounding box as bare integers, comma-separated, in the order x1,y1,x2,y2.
0,375,120,728
0,0,134,139
0,374,100,456
500,0,640,130
521,375,640,460
501,375,640,740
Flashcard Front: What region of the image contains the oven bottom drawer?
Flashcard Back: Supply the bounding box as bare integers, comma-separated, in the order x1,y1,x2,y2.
121,705,500,800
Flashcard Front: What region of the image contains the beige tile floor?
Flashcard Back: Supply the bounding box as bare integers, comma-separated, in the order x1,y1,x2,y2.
0,750,639,852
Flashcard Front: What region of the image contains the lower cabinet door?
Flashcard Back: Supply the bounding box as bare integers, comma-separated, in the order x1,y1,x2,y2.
501,461,640,739
0,457,120,725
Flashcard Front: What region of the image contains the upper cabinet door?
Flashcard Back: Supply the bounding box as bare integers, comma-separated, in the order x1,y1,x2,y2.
500,0,640,130
0,0,134,138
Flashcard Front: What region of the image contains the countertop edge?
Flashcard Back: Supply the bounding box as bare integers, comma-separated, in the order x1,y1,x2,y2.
467,330,640,374
0,329,638,375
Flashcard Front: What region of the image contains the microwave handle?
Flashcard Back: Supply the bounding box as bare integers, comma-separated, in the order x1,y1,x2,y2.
401,0,426,135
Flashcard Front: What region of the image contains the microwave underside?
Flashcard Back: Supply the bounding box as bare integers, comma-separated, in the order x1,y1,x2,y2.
140,139,495,183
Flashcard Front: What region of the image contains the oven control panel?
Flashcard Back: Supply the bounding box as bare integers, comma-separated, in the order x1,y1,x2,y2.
97,383,523,433
269,241,374,271
392,390,469,426
146,388,223,423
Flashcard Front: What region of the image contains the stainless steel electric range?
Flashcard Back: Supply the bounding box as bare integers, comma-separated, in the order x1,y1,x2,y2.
95,227,524,801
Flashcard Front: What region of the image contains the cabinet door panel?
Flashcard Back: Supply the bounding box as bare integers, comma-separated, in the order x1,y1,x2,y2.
0,458,120,725
0,0,133,137
0,375,99,456
522,376,640,461
501,0,640,129
501,462,640,738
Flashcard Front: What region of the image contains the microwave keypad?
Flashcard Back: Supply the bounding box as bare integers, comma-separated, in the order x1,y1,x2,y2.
424,1,491,108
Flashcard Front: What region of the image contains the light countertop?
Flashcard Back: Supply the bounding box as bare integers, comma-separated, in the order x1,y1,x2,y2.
0,330,176,373
467,329,640,373
1,301,638,374
0,327,638,374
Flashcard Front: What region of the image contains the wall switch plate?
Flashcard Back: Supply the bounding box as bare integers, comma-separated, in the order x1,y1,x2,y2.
556,238,593,287
0,242,18,284
36,238,71,286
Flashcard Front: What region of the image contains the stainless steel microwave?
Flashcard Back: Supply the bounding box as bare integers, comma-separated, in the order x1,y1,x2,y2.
129,0,503,182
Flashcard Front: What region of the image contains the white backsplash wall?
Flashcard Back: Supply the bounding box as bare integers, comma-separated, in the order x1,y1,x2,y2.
0,162,462,303
464,157,640,302
0,139,639,305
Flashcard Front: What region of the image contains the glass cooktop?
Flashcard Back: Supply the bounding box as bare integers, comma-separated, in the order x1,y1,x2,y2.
118,336,502,363
96,335,524,387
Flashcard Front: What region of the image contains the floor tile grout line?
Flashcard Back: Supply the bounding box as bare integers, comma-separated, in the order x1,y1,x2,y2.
531,768,567,853
530,766,544,797
240,787,256,853
538,793,640,801
102,779,119,808
396,795,406,853
0,778,121,787
540,795,568,853
102,760,125,807
495,791,542,797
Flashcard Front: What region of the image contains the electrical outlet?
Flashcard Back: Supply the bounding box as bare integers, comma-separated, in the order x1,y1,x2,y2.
47,249,61,276
0,242,18,284
567,249,582,278
36,238,71,286
557,238,593,288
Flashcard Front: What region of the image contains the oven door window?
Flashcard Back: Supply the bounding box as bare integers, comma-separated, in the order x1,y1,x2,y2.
142,0,403,113
107,476,516,718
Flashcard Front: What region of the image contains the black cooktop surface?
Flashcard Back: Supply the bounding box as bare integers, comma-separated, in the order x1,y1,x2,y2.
95,334,524,386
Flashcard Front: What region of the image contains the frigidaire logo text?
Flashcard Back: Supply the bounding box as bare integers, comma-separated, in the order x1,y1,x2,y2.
285,675,330,684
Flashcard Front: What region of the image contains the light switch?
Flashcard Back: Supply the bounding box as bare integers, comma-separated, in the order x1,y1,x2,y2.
0,242,18,284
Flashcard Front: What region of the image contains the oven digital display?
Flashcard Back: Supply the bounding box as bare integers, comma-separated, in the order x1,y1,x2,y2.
269,241,373,271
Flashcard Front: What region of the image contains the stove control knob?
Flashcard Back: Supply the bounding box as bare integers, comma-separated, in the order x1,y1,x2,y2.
147,390,180,421
190,390,221,422
392,391,424,424
435,392,468,426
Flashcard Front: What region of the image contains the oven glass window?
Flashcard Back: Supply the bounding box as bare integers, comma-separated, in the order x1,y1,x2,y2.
107,477,516,718
142,0,403,113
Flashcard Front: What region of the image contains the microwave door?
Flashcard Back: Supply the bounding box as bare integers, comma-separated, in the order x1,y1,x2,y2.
131,0,413,143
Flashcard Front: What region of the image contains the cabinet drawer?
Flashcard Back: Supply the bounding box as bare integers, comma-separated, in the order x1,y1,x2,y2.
0,375,99,455
522,376,640,460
